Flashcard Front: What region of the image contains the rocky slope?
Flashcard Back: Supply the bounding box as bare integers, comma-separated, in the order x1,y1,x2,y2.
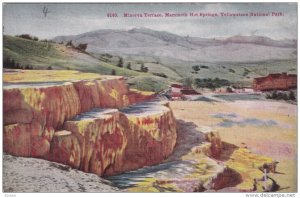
3,154,121,192
3,72,177,176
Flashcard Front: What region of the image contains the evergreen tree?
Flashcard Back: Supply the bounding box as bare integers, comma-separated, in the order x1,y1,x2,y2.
3,57,10,68
11,59,15,68
140,63,144,71
117,57,123,68
126,62,132,70
289,91,296,101
140,63,148,72
16,63,21,69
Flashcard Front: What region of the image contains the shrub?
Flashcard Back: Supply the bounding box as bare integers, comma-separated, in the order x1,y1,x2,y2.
103,53,113,58
228,69,235,73
17,34,32,40
243,68,250,76
226,87,233,93
266,94,272,99
194,78,230,89
152,72,168,78
266,91,294,101
181,78,193,87
192,65,200,72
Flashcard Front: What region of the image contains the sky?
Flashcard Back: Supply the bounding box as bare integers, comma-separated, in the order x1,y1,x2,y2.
3,3,298,40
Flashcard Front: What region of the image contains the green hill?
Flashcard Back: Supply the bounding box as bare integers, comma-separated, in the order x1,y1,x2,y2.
3,35,144,77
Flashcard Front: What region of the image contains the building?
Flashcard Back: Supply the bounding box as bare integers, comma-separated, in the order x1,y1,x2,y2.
170,83,183,100
170,83,183,94
170,83,200,100
253,73,297,91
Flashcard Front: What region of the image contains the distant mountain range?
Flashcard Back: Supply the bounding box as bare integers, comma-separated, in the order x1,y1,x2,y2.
53,28,297,62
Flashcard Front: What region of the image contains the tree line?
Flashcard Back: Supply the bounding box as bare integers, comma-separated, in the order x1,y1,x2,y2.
111,57,149,75
3,57,34,70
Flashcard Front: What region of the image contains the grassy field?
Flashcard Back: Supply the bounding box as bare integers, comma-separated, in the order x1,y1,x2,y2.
127,76,169,92
3,70,105,83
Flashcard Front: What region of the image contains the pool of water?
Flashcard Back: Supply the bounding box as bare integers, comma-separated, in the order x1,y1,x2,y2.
3,82,67,89
213,93,265,101
212,113,279,128
106,160,197,189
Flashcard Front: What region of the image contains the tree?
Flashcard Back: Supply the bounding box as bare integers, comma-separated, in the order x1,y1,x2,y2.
126,62,132,70
226,87,233,93
111,69,116,75
289,91,296,101
3,57,10,68
144,67,148,72
140,63,148,72
66,40,74,48
18,34,32,40
182,78,193,87
271,91,278,99
47,66,52,70
77,43,88,52
282,93,288,101
11,59,15,68
152,72,167,78
192,65,200,72
228,69,235,73
16,63,21,69
117,57,123,68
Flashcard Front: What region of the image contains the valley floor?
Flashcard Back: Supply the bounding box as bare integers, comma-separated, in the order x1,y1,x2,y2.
170,100,297,192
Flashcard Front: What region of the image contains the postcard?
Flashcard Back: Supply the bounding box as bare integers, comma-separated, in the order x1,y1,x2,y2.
2,2,297,194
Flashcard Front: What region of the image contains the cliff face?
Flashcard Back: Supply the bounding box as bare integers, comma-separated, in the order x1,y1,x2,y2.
3,77,177,176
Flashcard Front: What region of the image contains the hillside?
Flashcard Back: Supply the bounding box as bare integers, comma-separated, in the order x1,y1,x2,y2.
3,33,297,89
53,28,297,62
3,35,143,77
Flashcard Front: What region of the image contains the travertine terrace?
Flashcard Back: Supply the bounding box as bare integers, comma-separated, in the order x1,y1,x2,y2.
3,70,177,176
